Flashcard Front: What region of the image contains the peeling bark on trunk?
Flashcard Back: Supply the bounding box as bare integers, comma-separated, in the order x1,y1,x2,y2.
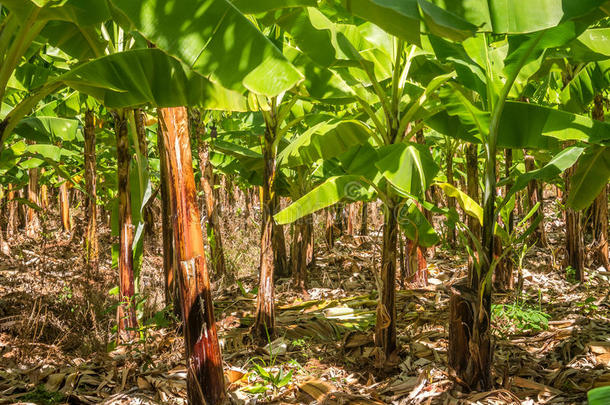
254,129,277,340
157,118,179,317
59,182,71,233
524,154,547,246
193,114,227,281
158,107,227,405
84,110,99,272
376,201,398,362
26,168,40,238
406,240,428,287
114,111,138,343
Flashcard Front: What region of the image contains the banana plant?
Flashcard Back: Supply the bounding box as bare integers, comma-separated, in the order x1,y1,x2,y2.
418,16,610,393
268,8,448,364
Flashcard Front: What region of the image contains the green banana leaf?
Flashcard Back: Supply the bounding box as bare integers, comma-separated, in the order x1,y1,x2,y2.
397,199,440,247
435,182,483,225
278,119,373,167
111,0,303,97
13,116,80,143
375,143,438,199
567,145,610,210
274,175,375,224
59,48,248,110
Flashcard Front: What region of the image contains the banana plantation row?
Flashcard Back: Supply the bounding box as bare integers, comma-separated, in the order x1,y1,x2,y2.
1,1,609,404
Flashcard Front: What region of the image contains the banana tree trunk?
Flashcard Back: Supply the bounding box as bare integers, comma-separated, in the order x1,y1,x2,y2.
591,95,609,270
254,129,277,340
446,149,456,246
6,184,16,236
494,149,514,290
292,215,312,293
347,203,357,236
565,163,585,281
360,202,368,236
158,107,226,405
325,207,334,249
193,114,227,281
40,168,48,211
134,108,154,239
524,154,547,245
376,199,398,361
114,111,138,343
84,109,98,272
157,117,179,316
26,168,40,238
407,240,428,287
59,181,71,233
466,143,481,238
273,195,288,279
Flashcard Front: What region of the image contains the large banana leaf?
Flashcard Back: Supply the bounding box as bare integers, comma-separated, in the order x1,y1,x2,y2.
567,145,610,210
274,175,375,224
560,60,610,113
231,0,317,13
418,0,604,35
375,143,438,198
59,49,247,110
397,200,440,247
13,116,80,143
1,0,110,25
111,0,303,97
500,146,584,211
498,101,610,147
435,182,483,225
278,119,373,167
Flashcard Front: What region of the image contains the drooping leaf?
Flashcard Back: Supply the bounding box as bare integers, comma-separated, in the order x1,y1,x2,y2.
567,145,610,210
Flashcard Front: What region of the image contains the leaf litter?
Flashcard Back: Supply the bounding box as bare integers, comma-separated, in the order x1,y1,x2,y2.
0,212,609,404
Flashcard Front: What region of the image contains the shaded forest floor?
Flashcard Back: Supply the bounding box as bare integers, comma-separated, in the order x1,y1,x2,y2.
0,201,609,404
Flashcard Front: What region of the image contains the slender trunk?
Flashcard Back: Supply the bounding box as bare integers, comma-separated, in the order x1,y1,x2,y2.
494,149,514,290
273,196,288,279
254,129,277,340
40,168,48,211
376,200,398,361
134,108,154,239
325,207,334,249
114,111,138,343
26,168,40,238
292,215,312,292
446,149,456,246
466,144,481,239
347,203,357,236
6,184,16,236
334,203,344,235
193,112,227,281
84,109,99,272
407,240,428,287
157,118,179,317
591,95,609,270
59,182,71,233
449,143,494,391
565,161,585,281
360,202,368,236
524,154,547,245
398,230,406,288
158,107,226,405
